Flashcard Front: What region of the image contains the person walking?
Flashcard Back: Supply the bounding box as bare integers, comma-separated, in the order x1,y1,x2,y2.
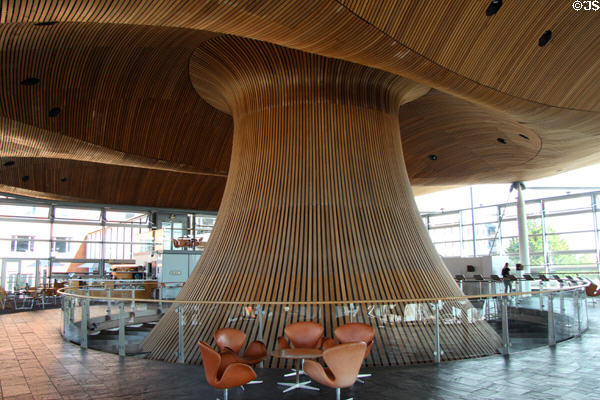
501,262,512,293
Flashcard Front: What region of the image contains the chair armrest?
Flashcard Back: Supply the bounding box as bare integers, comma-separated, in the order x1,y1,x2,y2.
304,360,334,387
243,341,267,362
277,336,290,349
316,335,325,349
322,338,337,350
219,363,257,388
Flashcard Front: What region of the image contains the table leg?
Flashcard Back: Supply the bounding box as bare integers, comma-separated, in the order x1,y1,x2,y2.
277,359,320,392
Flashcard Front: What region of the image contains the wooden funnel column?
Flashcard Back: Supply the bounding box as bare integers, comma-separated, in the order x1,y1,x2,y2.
143,36,501,365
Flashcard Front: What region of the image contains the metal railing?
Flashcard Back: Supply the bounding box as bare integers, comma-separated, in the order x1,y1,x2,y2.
58,283,589,365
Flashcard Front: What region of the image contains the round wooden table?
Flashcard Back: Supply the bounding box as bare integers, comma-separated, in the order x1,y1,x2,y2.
271,348,323,392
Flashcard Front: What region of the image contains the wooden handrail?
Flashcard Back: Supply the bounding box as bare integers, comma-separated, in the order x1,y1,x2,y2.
57,284,588,306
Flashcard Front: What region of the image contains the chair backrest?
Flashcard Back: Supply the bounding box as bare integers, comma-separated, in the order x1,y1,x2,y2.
284,321,323,348
215,328,246,354
335,323,374,345
335,323,374,360
198,341,221,386
322,342,367,388
586,283,599,297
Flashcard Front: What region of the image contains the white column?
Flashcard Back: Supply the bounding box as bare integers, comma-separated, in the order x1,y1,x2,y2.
514,182,531,273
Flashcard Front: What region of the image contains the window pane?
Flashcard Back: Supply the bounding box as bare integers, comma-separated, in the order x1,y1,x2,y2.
0,205,49,218
106,210,148,224
473,207,498,224
544,214,594,233
544,197,591,214
54,207,101,221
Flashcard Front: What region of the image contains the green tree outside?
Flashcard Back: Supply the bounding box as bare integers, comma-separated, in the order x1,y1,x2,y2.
505,221,576,268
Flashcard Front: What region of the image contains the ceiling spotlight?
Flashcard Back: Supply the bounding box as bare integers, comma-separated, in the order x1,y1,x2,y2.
539,30,552,47
48,107,61,117
3,161,15,167
497,138,507,144
20,77,40,86
428,154,438,160
486,0,502,16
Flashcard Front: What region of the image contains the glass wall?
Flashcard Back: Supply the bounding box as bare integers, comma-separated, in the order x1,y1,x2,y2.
0,194,215,290
421,191,600,275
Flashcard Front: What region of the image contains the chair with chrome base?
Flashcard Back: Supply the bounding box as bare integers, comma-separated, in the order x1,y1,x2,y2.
277,321,324,376
323,323,374,383
214,328,266,384
304,342,366,400
215,328,267,366
198,341,257,400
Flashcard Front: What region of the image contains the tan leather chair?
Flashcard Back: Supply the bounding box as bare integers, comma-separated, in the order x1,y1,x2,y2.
277,321,324,377
198,341,257,400
277,321,324,349
323,323,374,382
586,283,600,297
304,342,367,400
214,328,267,366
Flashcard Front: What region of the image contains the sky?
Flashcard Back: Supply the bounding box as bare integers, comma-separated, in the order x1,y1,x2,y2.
415,163,600,213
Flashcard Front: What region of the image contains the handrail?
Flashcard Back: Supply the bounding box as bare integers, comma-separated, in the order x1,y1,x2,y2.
57,283,588,306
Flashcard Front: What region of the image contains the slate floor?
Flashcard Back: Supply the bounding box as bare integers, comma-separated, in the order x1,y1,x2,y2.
0,304,598,400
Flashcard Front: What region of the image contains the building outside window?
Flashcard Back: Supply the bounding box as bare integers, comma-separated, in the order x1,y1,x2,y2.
11,235,35,252
52,237,71,253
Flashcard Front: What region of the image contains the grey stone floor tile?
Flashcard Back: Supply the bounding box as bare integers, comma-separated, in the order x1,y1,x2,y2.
1,306,600,399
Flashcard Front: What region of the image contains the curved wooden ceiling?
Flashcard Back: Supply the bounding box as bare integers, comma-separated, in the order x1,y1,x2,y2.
1,1,599,209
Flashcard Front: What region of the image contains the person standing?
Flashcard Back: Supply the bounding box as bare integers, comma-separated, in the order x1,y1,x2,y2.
501,262,512,293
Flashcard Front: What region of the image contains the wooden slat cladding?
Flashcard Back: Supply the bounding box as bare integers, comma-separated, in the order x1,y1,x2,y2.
0,22,232,173
338,0,600,111
0,157,226,210
1,2,600,205
0,117,226,177
142,38,501,366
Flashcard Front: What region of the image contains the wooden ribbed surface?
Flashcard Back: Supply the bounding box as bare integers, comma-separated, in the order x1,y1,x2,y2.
0,21,230,209
142,38,501,366
1,1,600,206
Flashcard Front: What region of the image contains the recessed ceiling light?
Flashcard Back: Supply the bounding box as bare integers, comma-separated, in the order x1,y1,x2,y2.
34,21,57,26
20,77,40,86
539,30,552,47
48,107,61,117
497,138,507,144
428,154,438,160
486,0,502,16
3,161,15,167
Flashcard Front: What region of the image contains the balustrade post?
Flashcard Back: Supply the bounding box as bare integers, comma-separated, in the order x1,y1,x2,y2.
576,290,581,335
256,304,264,368
69,297,75,323
62,297,69,335
433,300,441,364
559,290,565,315
118,302,126,356
548,293,556,346
81,298,89,349
255,304,264,342
131,288,136,311
177,306,185,363
106,287,112,317
500,296,510,355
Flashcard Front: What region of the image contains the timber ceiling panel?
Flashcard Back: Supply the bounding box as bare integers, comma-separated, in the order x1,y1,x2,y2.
0,1,599,207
